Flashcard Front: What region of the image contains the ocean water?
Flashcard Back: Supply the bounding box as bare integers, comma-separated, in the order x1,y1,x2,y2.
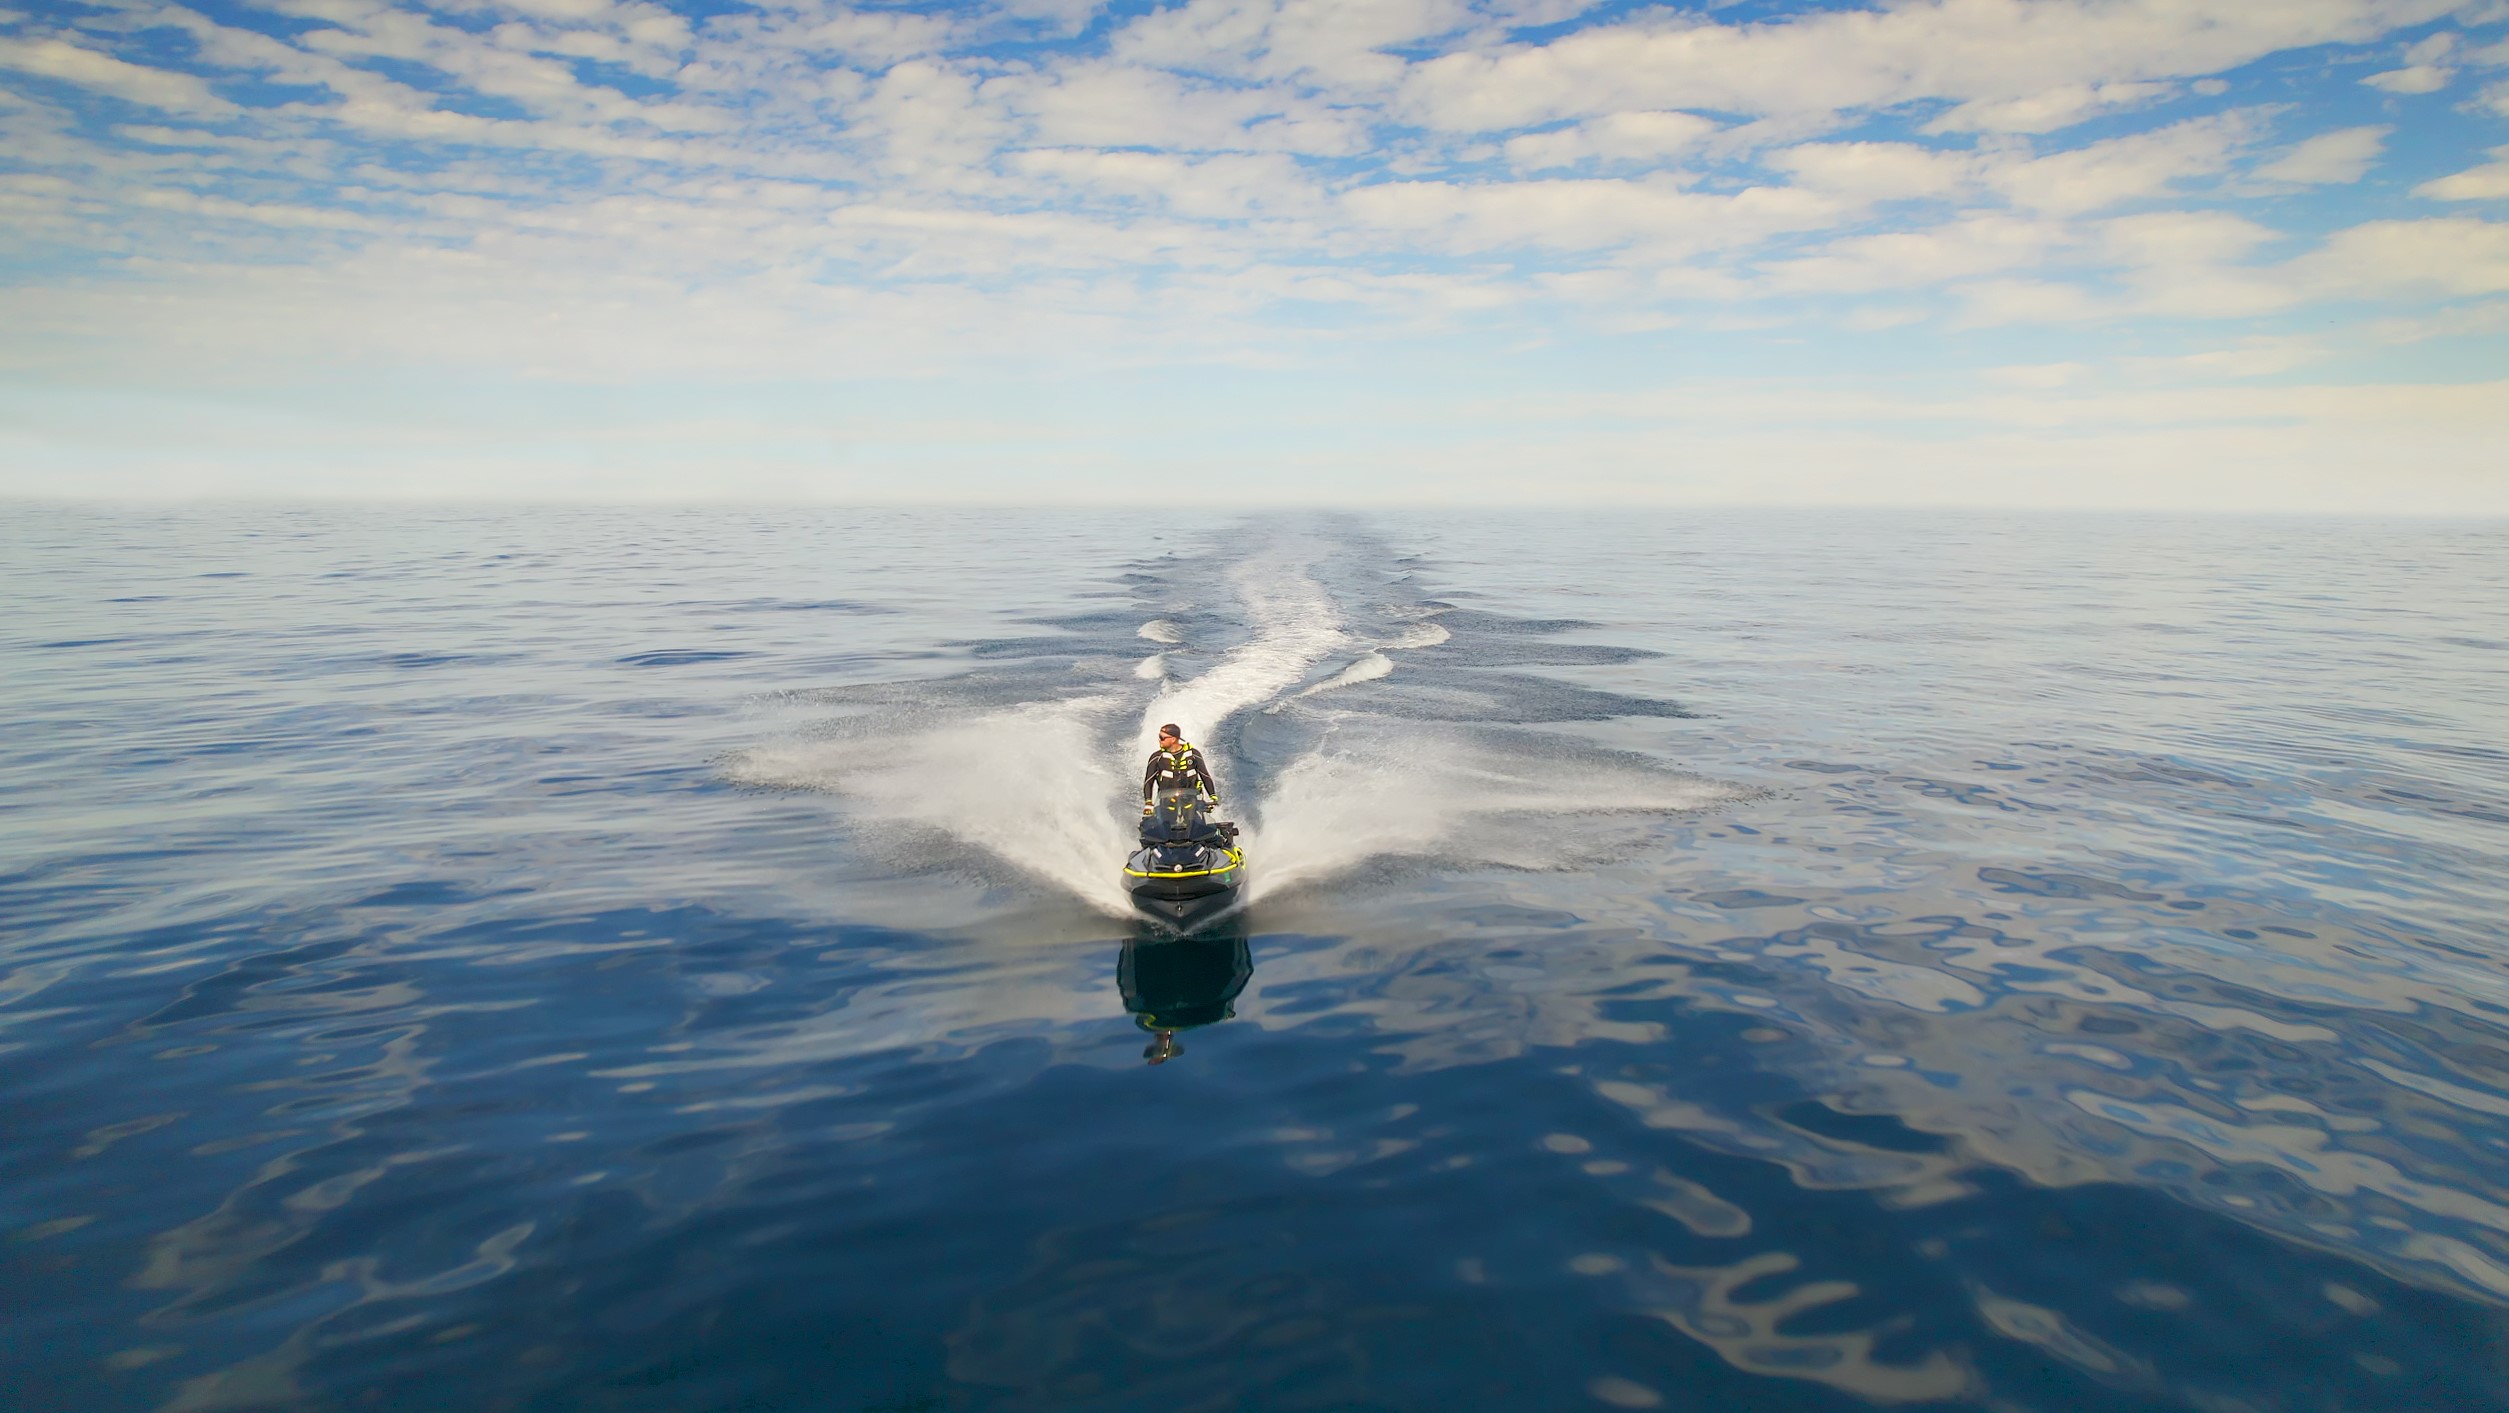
5,505,2508,1412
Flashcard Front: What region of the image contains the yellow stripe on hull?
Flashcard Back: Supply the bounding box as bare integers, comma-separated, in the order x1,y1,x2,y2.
1123,848,1244,881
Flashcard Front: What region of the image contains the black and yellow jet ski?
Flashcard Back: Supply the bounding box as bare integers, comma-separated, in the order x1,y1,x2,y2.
1125,788,1244,926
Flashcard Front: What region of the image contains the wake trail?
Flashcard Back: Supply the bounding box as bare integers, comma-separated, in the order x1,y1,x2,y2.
1137,550,1346,757
732,530,1735,921
733,544,1353,920
1244,722,1742,901
731,696,1136,916
1289,652,1392,701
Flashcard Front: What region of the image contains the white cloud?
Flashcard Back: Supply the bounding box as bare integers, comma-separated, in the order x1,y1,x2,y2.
0,36,235,114
2404,29,2460,63
2122,337,2327,378
2367,298,2509,342
1502,111,1718,171
1760,214,2064,294
1980,114,2253,215
2361,22,2461,88
2098,211,2296,318
1397,0,2462,132
846,59,1012,178
1113,0,1472,89
1983,361,2089,388
811,10,960,66
2291,216,2509,297
1766,141,1973,200
2415,146,2509,199
1342,175,1845,257
1842,305,1928,330
1925,82,2169,135
2364,63,2451,92
2255,125,2390,184
2100,210,2277,267
1011,147,1322,219
995,61,1363,155
1954,277,2106,326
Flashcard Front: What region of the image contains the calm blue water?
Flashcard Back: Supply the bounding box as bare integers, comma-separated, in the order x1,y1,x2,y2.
6,506,2509,1412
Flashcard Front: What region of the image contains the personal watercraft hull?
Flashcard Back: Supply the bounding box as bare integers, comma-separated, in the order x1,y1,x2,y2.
1123,844,1245,924
1128,788,1244,926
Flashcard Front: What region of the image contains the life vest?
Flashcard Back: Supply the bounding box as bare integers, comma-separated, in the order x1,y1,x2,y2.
1153,742,1212,799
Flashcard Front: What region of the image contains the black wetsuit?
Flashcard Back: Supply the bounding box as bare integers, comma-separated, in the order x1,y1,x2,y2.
1142,742,1219,804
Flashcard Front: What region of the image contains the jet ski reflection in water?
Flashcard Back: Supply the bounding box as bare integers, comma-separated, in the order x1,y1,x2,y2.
1120,922,1252,1066
1125,724,1244,928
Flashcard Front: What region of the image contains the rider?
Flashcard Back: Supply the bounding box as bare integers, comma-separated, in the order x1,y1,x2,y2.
1142,723,1219,817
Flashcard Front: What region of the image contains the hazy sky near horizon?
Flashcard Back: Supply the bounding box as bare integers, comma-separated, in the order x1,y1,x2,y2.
4,0,2508,509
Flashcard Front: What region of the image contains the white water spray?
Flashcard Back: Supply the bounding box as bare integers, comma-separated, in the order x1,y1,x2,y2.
1246,721,1740,900
1137,553,1346,756
730,696,1136,916
733,541,1734,921
1288,652,1393,702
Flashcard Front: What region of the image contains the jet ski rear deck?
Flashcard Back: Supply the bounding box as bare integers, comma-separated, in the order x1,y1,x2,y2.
1125,790,1245,926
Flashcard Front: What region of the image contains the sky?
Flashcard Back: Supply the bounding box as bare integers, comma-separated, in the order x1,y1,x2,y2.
3,0,2508,510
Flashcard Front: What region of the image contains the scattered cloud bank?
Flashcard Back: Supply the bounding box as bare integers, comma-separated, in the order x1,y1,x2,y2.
2,0,2506,508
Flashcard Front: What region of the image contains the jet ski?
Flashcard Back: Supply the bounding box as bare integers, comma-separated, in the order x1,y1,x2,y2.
1125,788,1244,926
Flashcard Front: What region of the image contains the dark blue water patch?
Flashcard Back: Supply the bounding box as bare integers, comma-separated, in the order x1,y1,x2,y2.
1694,888,1808,909
103,595,168,603
1364,672,1699,723
617,649,759,667
370,651,508,670
1449,903,1586,929
1431,610,1602,636
1976,868,2165,902
767,667,1110,716
1784,760,1868,775
2223,809,2317,830
706,598,894,615
1025,610,1171,633
961,635,1094,659
346,880,514,909
10,906,2509,1410
1422,638,1663,668
1888,775,2054,812
33,637,140,649
614,700,737,723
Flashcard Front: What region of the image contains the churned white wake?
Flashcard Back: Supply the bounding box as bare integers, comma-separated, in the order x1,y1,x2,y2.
1264,621,1445,712
1246,724,1739,900
730,697,1134,916
1289,652,1393,702
732,542,1733,921
733,552,1350,919
1138,551,1346,753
